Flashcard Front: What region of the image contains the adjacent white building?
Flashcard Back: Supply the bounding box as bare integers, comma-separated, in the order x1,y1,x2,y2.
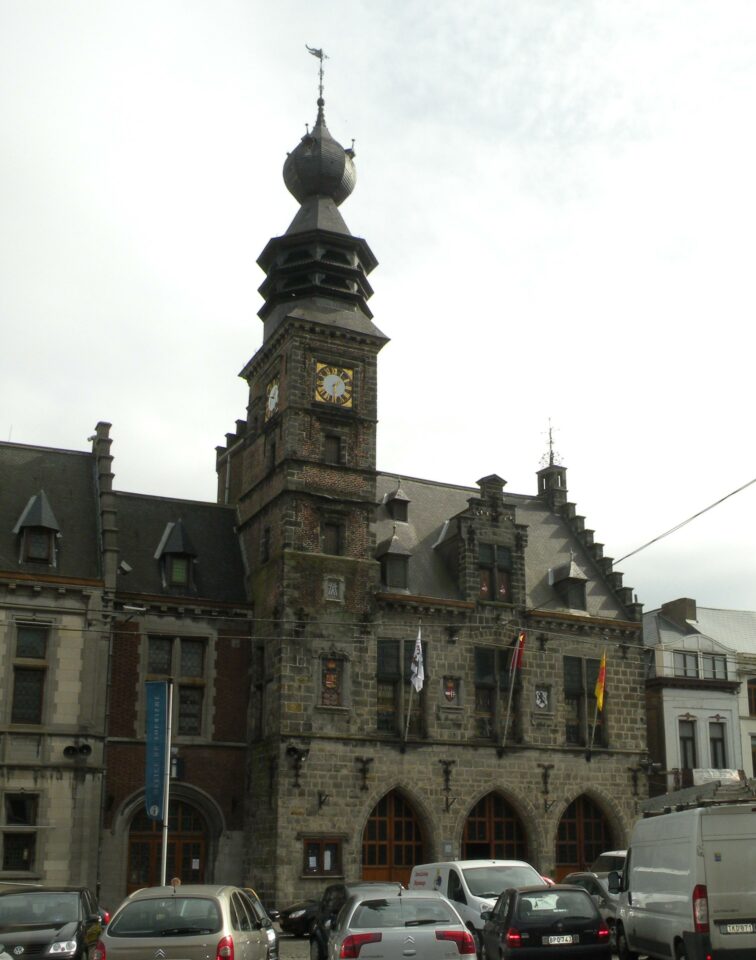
643,597,756,794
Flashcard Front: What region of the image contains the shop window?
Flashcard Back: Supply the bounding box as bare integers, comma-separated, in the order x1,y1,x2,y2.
303,838,342,876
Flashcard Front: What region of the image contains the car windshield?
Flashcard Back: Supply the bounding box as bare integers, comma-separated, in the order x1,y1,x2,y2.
516,891,596,922
0,892,80,925
462,866,541,898
351,898,456,929
591,854,625,873
108,897,221,937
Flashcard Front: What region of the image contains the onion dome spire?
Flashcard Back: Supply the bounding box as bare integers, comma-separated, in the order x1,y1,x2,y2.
283,97,356,207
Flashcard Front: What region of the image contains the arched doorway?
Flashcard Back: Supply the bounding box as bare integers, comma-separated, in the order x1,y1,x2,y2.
362,790,424,885
462,792,529,860
555,794,614,880
127,799,208,893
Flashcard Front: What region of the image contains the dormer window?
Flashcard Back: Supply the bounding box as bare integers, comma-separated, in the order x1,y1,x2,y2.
24,527,53,563
551,554,588,611
168,555,190,587
13,491,60,568
478,544,512,602
388,499,408,523
382,555,409,590
155,520,197,593
376,526,411,592
384,481,410,523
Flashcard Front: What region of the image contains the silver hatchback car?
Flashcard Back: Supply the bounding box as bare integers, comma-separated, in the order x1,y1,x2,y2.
93,883,277,960
328,889,475,960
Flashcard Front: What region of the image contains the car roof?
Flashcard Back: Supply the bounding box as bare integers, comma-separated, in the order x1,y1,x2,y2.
510,884,588,895
0,885,90,895
417,860,532,869
126,884,239,901
350,889,445,901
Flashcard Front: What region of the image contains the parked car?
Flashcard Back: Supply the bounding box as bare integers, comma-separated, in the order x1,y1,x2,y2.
480,883,611,959
278,897,318,937
328,888,475,960
0,884,107,960
561,871,617,948
310,881,403,960
589,849,626,877
409,859,544,950
243,887,279,960
93,883,278,960
609,802,756,960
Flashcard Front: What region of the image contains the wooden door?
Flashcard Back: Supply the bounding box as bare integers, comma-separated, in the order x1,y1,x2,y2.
362,791,423,885
127,799,207,892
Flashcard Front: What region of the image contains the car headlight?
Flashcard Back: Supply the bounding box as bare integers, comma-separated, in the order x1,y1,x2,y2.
288,909,306,919
49,941,78,955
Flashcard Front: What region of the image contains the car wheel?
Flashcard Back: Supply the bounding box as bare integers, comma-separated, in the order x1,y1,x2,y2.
467,925,482,960
674,942,687,960
616,924,639,960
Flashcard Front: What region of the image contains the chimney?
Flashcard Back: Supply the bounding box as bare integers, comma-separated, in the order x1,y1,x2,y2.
661,597,697,628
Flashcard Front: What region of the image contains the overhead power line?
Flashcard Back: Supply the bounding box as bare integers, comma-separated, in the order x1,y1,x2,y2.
616,476,756,565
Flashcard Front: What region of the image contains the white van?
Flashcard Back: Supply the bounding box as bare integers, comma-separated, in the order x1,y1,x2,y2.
409,859,543,943
609,802,756,960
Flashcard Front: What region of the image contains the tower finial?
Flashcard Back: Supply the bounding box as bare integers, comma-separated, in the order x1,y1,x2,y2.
539,418,562,468
306,45,329,112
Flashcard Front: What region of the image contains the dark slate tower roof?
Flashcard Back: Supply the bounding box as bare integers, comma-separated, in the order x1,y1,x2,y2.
283,98,356,208
255,96,386,346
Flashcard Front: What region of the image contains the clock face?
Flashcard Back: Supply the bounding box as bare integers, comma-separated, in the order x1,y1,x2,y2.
315,363,353,407
265,376,280,420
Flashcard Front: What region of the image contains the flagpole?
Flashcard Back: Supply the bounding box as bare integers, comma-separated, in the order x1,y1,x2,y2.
586,697,599,762
500,632,523,748
403,683,415,743
160,681,173,886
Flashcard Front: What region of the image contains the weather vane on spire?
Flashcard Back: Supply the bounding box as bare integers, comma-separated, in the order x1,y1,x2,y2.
539,418,563,468
306,45,329,101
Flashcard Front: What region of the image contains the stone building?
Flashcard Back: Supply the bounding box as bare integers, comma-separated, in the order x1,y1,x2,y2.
0,90,650,907
216,94,648,905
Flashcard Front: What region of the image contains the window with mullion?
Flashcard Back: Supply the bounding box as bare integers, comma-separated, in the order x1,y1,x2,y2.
749,679,756,717
563,656,603,747
146,636,208,738
709,722,726,768
679,719,697,768
674,651,698,678
2,793,39,872
376,638,425,736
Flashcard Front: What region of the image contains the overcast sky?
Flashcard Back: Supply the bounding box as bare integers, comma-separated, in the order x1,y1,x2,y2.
2,1,756,614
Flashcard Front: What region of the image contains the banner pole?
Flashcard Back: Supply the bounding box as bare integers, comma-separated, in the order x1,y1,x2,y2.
160,681,173,885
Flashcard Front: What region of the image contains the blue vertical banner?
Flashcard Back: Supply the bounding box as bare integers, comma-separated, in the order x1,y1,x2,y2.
145,681,169,820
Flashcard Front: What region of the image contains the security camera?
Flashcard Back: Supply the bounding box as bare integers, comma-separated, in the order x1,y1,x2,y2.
118,560,132,574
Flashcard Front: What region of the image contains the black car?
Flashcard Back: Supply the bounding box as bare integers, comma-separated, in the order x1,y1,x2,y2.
480,884,611,960
0,884,106,960
309,881,403,960
278,897,318,937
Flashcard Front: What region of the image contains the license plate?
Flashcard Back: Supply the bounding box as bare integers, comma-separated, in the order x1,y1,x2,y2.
544,934,576,944
723,923,754,934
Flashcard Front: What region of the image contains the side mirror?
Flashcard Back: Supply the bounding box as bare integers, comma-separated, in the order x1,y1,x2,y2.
480,911,492,922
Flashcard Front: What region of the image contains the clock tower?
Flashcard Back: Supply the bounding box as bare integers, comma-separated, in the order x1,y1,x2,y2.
217,91,387,636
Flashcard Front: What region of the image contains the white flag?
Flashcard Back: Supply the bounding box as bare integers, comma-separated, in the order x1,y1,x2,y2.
410,628,424,693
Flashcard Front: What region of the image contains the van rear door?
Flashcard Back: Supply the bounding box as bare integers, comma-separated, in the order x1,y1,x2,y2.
702,805,756,954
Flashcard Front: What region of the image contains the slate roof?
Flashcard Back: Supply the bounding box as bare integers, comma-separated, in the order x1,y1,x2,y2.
0,441,101,580
375,472,630,619
644,604,756,655
115,492,247,604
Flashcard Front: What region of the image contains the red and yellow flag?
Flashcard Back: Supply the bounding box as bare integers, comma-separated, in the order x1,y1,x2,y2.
594,649,607,711
514,630,526,670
